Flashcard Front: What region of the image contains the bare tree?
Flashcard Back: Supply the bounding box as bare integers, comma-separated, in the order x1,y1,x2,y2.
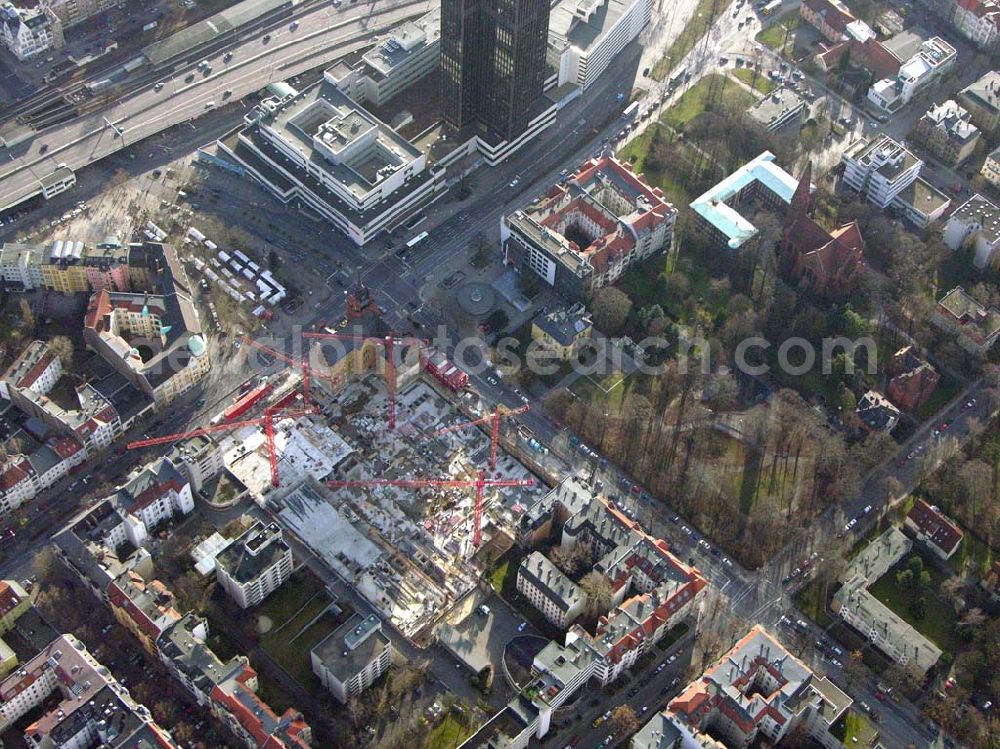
610,704,639,736
580,571,614,617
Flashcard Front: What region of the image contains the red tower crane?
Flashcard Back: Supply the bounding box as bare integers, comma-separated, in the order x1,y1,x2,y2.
325,471,533,547
128,405,316,487
241,337,342,407
427,404,530,470
304,331,424,431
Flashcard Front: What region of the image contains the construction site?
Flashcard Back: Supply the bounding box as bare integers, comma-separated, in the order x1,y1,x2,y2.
128,293,545,642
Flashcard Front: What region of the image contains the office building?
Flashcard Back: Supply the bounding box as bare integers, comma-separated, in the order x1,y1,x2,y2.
547,0,651,90
440,0,553,154
690,151,799,251
219,77,450,246
502,156,676,300
215,521,294,609
311,613,392,703
329,8,441,107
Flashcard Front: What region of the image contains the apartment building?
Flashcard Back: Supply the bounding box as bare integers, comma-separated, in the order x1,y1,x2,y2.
799,0,856,42
887,345,939,412
0,239,209,409
502,156,676,300
0,633,179,748
215,522,294,609
83,244,209,408
1,340,125,456
856,390,901,432
958,70,1000,132
167,435,224,493
219,77,449,246
943,193,1000,268
911,100,981,165
105,457,195,547
158,614,311,748
867,37,956,112
949,0,1000,52
461,483,706,749
311,613,392,703
833,528,942,674
516,551,586,628
642,626,851,749
0,238,131,294
43,0,121,28
107,570,182,654
982,145,1000,188
0,433,84,515
0,2,62,60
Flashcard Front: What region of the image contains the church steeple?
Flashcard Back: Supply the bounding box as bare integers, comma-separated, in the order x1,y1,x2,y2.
787,160,813,225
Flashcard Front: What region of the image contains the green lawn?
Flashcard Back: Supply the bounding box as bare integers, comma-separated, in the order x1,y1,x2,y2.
649,0,736,81
616,126,696,206
756,10,801,54
423,714,472,749
914,373,962,420
253,571,339,689
489,559,512,593
571,371,633,410
832,709,877,745
260,609,342,689
661,74,755,130
868,554,959,655
731,67,775,95
949,530,996,578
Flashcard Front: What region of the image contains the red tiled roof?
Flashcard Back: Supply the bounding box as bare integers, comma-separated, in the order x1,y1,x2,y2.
0,581,25,618
907,499,964,555
0,457,34,491
130,479,186,513
17,351,57,390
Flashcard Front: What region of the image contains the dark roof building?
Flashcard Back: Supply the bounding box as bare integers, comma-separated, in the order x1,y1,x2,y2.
905,499,964,559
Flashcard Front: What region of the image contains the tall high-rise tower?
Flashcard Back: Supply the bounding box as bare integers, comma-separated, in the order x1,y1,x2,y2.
440,0,551,144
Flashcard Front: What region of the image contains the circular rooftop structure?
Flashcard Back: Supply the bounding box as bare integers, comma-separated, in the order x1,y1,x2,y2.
455,282,496,317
